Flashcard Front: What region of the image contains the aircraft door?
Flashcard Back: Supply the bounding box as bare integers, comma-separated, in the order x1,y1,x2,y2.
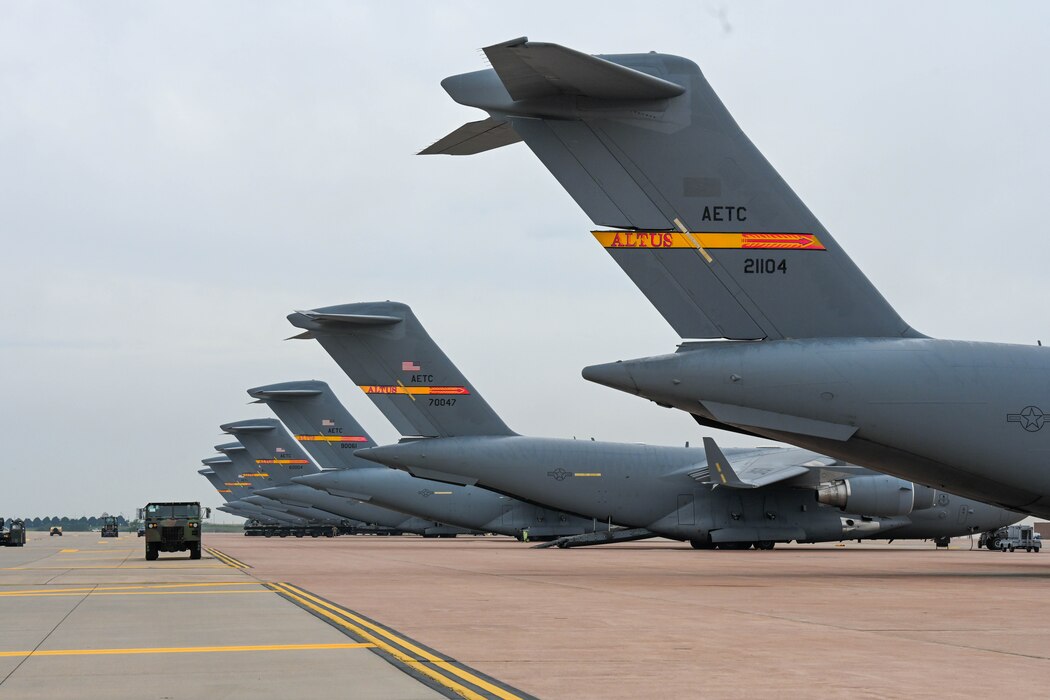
677,494,695,525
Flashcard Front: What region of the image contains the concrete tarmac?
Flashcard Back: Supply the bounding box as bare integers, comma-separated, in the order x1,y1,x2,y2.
207,534,1050,699
0,532,524,699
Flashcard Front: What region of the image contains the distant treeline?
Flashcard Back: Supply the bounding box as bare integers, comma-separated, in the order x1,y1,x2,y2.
4,516,130,531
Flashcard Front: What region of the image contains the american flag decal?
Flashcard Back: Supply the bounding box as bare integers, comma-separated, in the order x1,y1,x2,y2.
322,419,335,426
402,361,421,371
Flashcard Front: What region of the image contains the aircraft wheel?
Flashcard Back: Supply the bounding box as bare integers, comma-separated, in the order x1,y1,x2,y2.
756,541,775,550
1026,547,1032,552
689,540,714,550
311,532,320,538
990,538,1001,551
557,541,569,549
934,536,951,548
1009,546,1015,552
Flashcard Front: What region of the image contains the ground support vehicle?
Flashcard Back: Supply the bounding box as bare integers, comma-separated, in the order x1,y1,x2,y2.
49,526,62,537
980,525,1042,552
140,502,209,560
100,516,119,538
1,519,26,547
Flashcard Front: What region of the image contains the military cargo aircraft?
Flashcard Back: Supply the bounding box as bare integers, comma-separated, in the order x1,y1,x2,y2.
203,451,315,527
424,37,1050,518
287,302,1018,548
219,418,472,537
198,465,290,526
249,380,600,540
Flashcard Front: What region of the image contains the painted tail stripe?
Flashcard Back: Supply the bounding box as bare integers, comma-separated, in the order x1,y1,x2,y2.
255,459,310,465
296,435,369,442
359,385,471,396
593,230,826,251
270,582,533,700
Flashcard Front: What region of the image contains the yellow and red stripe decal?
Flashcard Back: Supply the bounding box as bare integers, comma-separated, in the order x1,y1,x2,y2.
238,472,269,478
254,459,310,465
593,230,825,251
295,435,368,443
359,386,470,396
216,489,232,494
224,482,251,487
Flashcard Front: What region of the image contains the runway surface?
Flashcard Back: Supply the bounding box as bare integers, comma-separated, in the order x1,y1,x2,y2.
5,531,1050,698
208,534,1050,699
0,532,529,699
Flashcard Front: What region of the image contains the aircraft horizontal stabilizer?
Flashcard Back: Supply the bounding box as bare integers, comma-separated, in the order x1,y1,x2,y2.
481,36,685,101
696,437,809,488
419,118,522,155
292,310,402,327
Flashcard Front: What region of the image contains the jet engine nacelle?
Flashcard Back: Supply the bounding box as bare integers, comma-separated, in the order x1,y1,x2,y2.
817,475,929,517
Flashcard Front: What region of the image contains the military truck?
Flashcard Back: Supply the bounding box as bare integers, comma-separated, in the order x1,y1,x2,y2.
1,519,26,547
980,524,1042,553
139,502,210,560
100,516,119,538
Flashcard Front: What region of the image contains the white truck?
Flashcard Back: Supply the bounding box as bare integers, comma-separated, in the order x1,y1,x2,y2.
980,525,1042,552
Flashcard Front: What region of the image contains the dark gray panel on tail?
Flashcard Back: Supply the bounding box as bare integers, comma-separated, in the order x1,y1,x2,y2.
247,380,377,470
427,38,917,341
287,302,515,437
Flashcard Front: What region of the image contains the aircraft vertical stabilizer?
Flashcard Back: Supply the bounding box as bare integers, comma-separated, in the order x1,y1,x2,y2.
287,302,515,438
247,380,377,470
426,37,919,342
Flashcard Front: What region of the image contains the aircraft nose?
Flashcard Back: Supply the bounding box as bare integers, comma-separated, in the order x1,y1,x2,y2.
581,360,640,394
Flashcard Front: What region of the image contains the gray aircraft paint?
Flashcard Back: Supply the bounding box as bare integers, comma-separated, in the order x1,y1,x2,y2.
208,442,321,525
201,455,302,524
198,467,285,525
289,301,1017,546
429,38,1050,518
248,379,598,538
203,455,311,526
219,418,466,535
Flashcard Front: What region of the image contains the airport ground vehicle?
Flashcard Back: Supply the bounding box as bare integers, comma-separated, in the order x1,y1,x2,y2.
980,525,1042,552
140,502,209,560
49,526,62,536
1,519,26,547
137,527,145,537
100,516,119,538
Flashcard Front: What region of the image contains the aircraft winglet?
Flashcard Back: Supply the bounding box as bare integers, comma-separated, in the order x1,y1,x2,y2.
699,437,811,488
702,438,752,488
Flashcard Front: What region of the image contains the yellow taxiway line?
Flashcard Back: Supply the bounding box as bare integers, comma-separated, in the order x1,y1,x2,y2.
272,582,527,700
0,642,375,658
0,589,269,598
204,546,251,569
0,582,252,596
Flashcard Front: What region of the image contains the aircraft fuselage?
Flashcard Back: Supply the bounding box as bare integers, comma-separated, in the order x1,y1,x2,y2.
583,337,1050,516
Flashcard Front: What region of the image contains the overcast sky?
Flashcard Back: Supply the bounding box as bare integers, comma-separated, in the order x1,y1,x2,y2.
3,2,1048,519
